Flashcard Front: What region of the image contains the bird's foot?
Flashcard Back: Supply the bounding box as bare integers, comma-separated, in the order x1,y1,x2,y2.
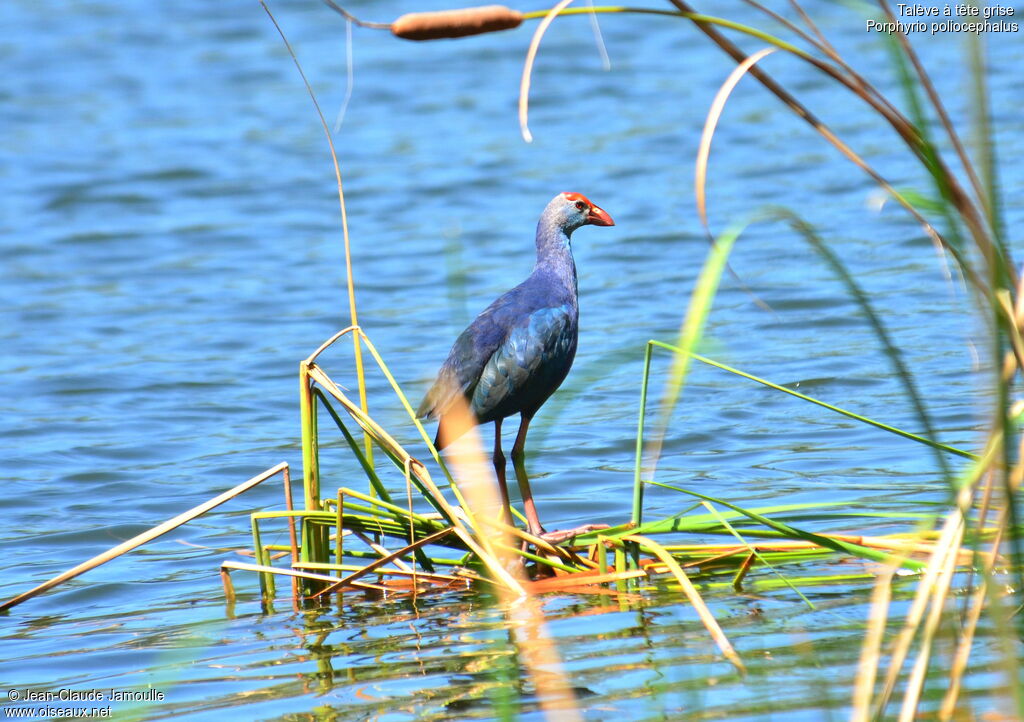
537,524,610,546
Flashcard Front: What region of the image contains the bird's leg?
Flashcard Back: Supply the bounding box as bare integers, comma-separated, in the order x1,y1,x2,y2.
492,418,513,528
510,413,544,537
512,413,610,547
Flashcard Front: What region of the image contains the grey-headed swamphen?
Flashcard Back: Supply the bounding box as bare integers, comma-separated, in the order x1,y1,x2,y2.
418,192,614,542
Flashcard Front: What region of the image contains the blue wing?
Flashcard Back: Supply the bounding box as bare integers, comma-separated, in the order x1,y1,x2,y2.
418,281,577,426
470,306,575,422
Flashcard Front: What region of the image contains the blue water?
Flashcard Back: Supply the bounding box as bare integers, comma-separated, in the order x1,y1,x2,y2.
3,0,1022,718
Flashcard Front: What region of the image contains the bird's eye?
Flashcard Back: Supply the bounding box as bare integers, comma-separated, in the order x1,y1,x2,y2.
575,201,586,211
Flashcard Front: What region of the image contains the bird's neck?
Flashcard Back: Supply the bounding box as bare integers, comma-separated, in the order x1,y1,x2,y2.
534,222,578,296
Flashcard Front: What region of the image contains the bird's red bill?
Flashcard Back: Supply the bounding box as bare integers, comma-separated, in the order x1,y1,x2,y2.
587,205,614,226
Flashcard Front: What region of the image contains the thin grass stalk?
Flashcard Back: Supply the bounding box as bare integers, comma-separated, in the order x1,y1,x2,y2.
472,514,578,562
960,466,999,619
851,564,897,722
648,342,978,460
695,47,776,232
402,457,419,596
304,326,358,366
519,0,576,142
939,508,1005,719
315,528,456,596
786,0,831,52
744,0,904,126
730,553,755,591
897,510,965,721
306,363,457,525
294,561,468,584
448,527,527,595
337,486,434,526
342,487,350,581
258,1,373,468
352,530,416,574
300,362,329,580
352,330,477,515
739,0,829,54
872,503,969,717
220,568,236,606
491,543,582,574
299,546,463,566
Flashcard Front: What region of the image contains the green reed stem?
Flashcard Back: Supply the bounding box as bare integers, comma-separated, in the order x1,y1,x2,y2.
646,342,977,461
632,341,654,527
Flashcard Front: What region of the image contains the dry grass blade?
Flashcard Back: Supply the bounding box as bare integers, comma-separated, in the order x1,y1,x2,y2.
873,506,965,717
519,0,575,142
851,564,896,722
624,534,745,673
695,46,776,232
731,552,756,591
0,462,288,612
939,510,1005,719
898,511,964,722
222,560,389,593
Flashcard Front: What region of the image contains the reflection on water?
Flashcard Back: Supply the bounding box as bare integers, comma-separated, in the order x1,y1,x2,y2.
3,0,1021,718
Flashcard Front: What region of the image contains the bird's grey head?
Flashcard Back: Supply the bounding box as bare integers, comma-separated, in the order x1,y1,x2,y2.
543,192,615,235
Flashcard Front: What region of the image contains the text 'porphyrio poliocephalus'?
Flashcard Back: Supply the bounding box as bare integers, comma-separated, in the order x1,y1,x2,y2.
418,192,614,543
